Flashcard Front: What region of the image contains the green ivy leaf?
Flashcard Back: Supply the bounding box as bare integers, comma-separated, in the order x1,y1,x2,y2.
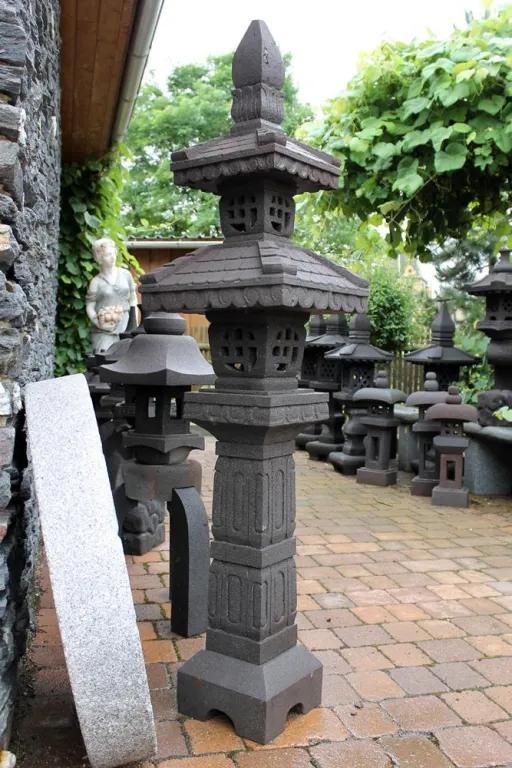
434,142,468,172
401,97,431,120
430,125,454,150
392,157,424,196
84,211,101,228
478,94,505,115
437,82,470,106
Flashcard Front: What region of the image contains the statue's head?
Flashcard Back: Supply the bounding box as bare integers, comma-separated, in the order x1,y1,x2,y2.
92,237,117,267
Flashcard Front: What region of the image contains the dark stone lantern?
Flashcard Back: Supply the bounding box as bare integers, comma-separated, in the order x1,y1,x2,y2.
405,303,478,391
353,370,406,486
425,386,477,507
296,314,327,448
304,314,350,460
467,247,512,425
140,20,368,744
327,313,394,475
405,372,447,497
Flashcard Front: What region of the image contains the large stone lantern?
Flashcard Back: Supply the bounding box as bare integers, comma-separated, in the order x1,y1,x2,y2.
467,247,512,424
405,303,478,390
140,20,368,744
327,313,394,474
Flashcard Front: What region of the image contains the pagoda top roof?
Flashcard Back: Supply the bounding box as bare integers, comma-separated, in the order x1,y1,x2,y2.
467,247,512,295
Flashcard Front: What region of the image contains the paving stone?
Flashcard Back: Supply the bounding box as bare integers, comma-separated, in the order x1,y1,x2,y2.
185,715,244,753
335,625,393,647
471,658,512,685
442,691,508,725
235,748,313,767
299,628,343,650
347,671,405,701
419,601,475,619
312,593,354,609
418,620,467,639
159,757,233,768
351,606,395,624
492,719,512,743
380,643,432,667
418,639,482,663
431,662,491,691
467,636,512,657
452,616,511,636
486,687,512,714
389,666,449,695
386,604,429,621
341,646,394,671
380,734,456,767
310,739,392,768
244,708,348,750
321,674,360,706
348,590,398,606
385,622,431,642
305,609,360,628
437,725,512,768
383,695,461,731
335,704,398,738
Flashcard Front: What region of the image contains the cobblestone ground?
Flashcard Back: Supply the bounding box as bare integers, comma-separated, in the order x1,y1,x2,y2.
12,436,512,767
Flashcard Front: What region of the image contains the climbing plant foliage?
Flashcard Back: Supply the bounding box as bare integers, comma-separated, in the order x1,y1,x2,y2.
303,5,512,257
56,146,140,376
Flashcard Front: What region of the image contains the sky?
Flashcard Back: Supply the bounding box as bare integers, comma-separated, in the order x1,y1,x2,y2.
146,0,488,108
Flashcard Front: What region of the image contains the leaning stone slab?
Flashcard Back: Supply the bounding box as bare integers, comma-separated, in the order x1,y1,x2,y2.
25,374,156,768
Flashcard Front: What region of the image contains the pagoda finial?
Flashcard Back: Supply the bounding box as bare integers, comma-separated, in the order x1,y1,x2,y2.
431,302,455,347
349,312,371,343
231,20,285,132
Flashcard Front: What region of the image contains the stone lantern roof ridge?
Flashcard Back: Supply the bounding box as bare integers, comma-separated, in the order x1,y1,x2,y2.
405,303,478,365
467,246,512,294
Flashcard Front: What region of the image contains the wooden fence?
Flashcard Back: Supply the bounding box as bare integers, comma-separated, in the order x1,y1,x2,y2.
187,320,423,395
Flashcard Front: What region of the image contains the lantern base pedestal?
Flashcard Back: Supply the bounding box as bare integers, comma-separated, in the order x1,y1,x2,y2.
411,476,438,497
306,440,344,461
432,485,470,508
357,467,397,487
295,427,321,450
328,450,364,475
177,644,322,744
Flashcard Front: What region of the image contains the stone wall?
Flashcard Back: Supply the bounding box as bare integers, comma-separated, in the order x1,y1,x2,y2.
0,0,61,745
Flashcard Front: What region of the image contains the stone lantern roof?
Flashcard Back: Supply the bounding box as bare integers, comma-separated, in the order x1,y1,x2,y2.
405,303,478,367
101,313,215,387
467,247,512,296
353,370,406,406
140,20,368,316
325,313,394,364
425,386,478,424
307,314,349,349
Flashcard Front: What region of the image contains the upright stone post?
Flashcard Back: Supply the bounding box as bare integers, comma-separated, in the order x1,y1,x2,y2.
405,372,448,496
140,20,368,744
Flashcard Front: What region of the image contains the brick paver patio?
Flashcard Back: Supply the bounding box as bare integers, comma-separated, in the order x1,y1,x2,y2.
12,436,512,767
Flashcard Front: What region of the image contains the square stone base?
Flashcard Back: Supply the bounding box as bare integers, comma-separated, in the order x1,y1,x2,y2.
357,467,397,487
411,476,438,497
432,485,470,508
177,644,322,744
328,450,364,475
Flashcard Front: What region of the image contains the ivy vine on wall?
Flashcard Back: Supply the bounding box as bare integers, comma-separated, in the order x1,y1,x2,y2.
56,146,141,376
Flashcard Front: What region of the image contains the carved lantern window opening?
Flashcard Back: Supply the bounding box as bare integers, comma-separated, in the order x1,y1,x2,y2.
219,327,258,374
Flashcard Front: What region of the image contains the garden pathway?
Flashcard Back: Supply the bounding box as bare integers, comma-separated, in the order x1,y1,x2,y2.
12,437,512,768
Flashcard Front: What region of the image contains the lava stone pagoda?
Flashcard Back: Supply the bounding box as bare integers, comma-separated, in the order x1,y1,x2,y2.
405,303,478,391
327,312,394,474
467,246,512,425
140,20,368,744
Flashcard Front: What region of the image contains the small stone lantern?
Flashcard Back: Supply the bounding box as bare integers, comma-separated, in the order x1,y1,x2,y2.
425,385,477,507
305,314,350,459
139,20,368,743
100,311,215,534
405,372,447,496
296,314,327,449
327,314,394,475
354,370,406,486
467,246,512,425
405,303,478,391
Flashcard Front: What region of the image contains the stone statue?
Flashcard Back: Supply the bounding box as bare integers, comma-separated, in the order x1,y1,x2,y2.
86,237,138,353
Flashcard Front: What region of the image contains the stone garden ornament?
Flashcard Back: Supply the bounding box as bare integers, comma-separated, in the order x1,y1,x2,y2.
140,19,368,744
86,237,138,354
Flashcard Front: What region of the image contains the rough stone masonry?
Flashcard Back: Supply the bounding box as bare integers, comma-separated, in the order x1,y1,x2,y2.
0,0,61,745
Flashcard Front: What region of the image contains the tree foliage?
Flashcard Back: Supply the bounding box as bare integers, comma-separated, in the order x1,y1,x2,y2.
121,53,313,238
57,148,140,376
303,5,512,257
